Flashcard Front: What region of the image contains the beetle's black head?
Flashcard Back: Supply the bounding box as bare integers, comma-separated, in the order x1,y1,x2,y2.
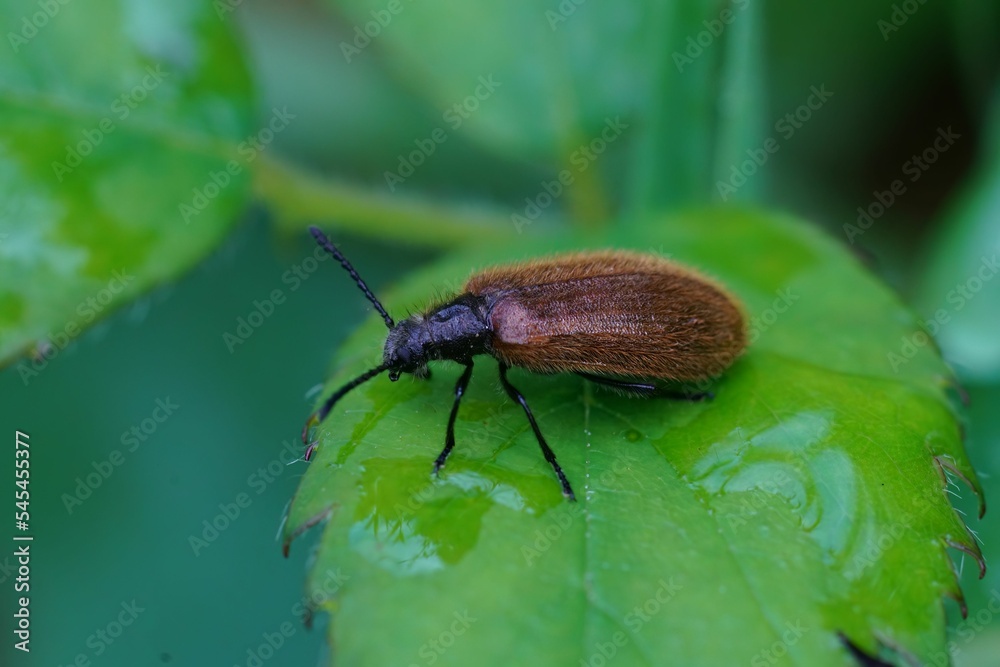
383,296,492,381
303,232,496,462
383,317,431,380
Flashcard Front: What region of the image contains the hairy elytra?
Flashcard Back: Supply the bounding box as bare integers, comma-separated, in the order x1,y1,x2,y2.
467,251,746,379
302,227,747,500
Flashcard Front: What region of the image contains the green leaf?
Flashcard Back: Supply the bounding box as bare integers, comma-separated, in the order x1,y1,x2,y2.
329,0,649,159
0,0,253,367
327,0,759,220
285,208,982,666
627,0,768,214
709,0,767,204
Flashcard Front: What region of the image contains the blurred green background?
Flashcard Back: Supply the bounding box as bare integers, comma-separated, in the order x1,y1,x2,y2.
2,0,999,665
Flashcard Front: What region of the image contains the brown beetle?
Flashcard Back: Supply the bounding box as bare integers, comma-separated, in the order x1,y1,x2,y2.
302,227,746,500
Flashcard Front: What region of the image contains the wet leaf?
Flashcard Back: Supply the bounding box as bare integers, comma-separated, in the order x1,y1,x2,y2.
286,208,982,666
0,0,254,368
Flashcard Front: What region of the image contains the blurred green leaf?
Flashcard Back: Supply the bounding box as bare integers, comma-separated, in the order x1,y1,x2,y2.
0,0,253,367
327,1,653,160
709,0,767,203
286,208,982,666
628,0,767,213
949,382,1000,664
916,86,1000,382
325,0,766,220
763,0,953,171
955,628,1000,667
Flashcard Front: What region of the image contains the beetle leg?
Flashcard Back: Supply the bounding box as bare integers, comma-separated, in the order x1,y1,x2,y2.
575,372,658,396
576,372,713,401
499,363,576,501
301,364,388,460
433,360,474,475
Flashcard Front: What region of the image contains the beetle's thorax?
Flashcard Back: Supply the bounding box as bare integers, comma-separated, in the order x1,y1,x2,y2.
383,293,492,376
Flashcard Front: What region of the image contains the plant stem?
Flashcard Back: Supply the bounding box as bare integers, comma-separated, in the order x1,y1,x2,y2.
254,154,514,247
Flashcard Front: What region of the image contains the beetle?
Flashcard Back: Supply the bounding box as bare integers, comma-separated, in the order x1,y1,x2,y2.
301,226,747,500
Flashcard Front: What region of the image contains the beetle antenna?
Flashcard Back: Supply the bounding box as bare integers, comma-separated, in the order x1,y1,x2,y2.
302,363,389,456
309,226,395,329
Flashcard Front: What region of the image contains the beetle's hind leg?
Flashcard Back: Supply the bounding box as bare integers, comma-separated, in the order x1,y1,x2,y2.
575,372,658,397
499,363,576,501
432,360,474,475
576,372,713,401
